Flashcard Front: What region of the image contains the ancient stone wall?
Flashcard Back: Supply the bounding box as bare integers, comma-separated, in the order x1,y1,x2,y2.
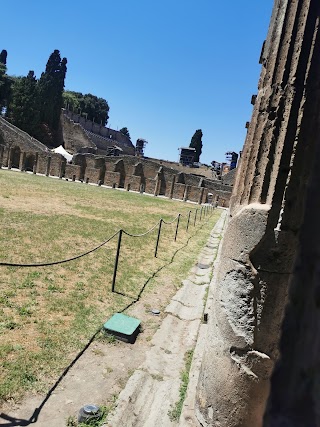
0,117,48,154
61,113,96,153
196,1,320,426
0,116,232,205
63,110,134,153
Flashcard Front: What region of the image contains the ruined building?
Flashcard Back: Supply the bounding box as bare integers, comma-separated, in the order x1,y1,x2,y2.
0,116,233,206
196,0,320,425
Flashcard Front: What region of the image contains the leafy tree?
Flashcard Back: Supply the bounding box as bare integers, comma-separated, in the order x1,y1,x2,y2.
10,71,40,134
62,90,81,112
79,93,109,125
63,90,109,126
119,127,130,139
189,129,203,162
38,50,67,131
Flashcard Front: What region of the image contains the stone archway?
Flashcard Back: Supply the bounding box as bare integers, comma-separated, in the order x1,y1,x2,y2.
11,146,21,169
114,159,125,188
25,154,35,172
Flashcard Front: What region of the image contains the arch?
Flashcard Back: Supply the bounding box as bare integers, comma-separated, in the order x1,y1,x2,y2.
25,154,35,172
11,146,21,169
134,162,146,186
114,159,125,188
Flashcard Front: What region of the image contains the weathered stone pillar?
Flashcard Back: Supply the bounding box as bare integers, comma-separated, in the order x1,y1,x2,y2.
154,175,161,196
169,175,176,199
19,152,26,171
183,184,190,202
196,1,320,426
59,157,66,179
7,148,13,169
45,156,51,177
198,187,204,205
33,152,38,174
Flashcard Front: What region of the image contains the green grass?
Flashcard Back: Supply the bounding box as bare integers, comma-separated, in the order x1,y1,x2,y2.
0,169,220,403
168,349,194,422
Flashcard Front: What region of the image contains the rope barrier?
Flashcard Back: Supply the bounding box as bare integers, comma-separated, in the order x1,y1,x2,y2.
162,213,181,225
0,206,214,268
0,230,120,268
122,221,160,238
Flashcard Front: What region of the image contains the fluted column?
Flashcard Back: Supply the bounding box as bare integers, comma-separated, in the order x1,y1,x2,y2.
196,1,320,426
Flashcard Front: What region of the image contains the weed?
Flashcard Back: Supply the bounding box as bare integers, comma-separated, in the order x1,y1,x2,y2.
168,349,194,421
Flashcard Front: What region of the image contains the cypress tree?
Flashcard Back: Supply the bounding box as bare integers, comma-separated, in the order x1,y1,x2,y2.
38,50,67,131
189,129,203,162
0,49,12,110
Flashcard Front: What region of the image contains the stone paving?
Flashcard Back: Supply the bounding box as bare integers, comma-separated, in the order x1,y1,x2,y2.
104,209,227,427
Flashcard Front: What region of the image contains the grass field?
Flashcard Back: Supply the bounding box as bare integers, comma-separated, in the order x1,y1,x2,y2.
0,169,220,404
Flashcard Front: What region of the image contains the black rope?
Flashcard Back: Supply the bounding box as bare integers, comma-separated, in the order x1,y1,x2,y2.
122,221,160,237
0,230,120,268
0,207,214,268
162,213,180,225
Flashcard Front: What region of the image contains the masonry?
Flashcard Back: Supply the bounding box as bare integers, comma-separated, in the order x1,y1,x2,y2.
196,0,320,425
0,117,233,205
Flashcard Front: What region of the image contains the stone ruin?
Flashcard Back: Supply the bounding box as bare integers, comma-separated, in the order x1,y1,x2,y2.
0,116,233,206
195,0,320,425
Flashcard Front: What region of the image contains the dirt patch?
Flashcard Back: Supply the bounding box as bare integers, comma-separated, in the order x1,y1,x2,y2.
0,275,178,427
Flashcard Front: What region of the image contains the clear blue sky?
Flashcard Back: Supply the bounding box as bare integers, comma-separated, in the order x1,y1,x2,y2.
2,0,273,165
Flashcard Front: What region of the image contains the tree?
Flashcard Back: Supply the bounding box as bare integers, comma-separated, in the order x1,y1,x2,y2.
119,127,130,139
62,90,81,112
63,90,109,126
189,129,203,162
0,49,13,111
0,49,7,65
79,93,109,125
10,71,40,134
38,50,67,131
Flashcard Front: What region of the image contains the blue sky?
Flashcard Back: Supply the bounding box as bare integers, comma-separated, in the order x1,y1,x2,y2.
2,1,273,165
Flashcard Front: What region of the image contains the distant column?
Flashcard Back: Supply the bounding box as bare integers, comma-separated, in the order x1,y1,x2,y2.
183,184,190,202
198,187,204,205
7,148,13,169
19,152,26,171
45,156,51,176
169,176,176,199
33,152,38,174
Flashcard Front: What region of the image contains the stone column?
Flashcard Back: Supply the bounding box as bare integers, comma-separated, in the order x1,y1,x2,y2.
183,184,190,202
198,187,204,205
154,175,161,196
19,152,26,171
196,1,320,426
169,175,176,199
7,148,13,169
59,158,66,179
33,152,38,174
45,156,51,177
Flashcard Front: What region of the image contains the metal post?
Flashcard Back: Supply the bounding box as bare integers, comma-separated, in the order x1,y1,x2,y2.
186,210,191,232
174,214,181,242
194,209,198,227
200,207,203,221
112,230,123,292
154,219,163,257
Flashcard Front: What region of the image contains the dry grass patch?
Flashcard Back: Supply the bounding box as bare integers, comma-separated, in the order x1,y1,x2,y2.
0,169,220,404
